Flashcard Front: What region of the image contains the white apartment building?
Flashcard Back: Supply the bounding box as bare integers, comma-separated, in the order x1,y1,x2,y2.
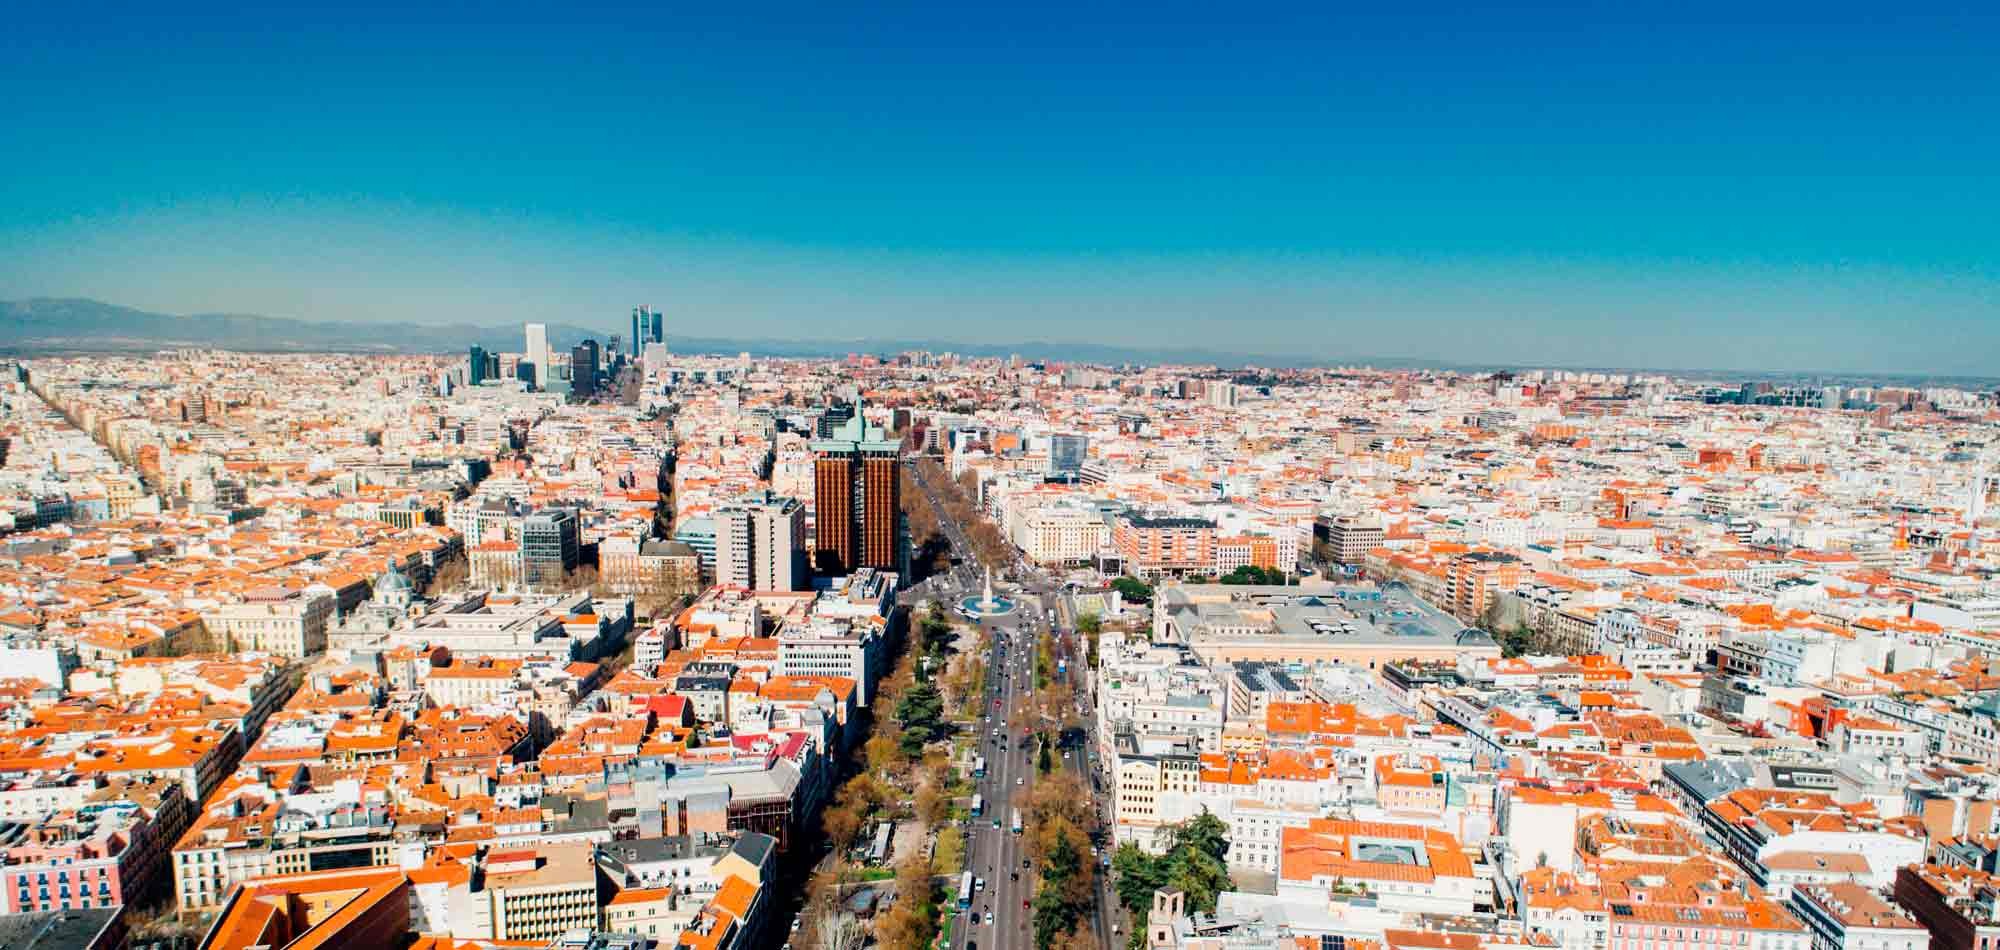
713,493,807,591
776,616,884,704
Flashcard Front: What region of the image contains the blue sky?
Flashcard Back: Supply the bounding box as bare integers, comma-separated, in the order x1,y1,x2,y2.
2,1,1997,372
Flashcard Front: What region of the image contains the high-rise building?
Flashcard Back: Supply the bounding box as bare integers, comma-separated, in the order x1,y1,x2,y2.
812,404,905,579
1049,433,1088,477
630,306,665,357
468,345,488,385
521,508,579,589
714,492,808,591
524,323,549,390
570,339,599,399
815,402,855,439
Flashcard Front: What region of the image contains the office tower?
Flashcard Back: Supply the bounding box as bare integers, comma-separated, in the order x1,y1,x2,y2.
629,305,666,357
524,323,549,390
521,508,579,589
1049,433,1088,476
714,492,808,591
570,339,599,399
812,403,905,578
815,402,855,439
468,345,488,385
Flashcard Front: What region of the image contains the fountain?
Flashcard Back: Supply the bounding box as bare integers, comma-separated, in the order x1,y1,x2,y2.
959,566,1017,617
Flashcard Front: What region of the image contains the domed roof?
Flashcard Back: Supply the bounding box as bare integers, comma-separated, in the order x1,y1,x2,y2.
376,566,413,593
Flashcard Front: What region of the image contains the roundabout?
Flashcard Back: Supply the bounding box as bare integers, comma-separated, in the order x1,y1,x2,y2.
959,568,1018,617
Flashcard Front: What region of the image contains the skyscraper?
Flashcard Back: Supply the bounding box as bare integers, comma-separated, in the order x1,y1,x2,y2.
815,402,855,439
524,323,549,390
812,403,905,579
570,339,599,399
630,306,665,357
468,345,488,385
714,492,808,591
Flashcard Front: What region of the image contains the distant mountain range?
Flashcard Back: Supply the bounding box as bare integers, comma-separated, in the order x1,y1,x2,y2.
0,296,1320,367
4,298,1991,387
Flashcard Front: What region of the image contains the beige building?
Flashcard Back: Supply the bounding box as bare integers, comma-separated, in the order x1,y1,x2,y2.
1112,745,1201,851
200,589,336,658
484,841,602,941
1156,582,1499,670
1015,504,1108,565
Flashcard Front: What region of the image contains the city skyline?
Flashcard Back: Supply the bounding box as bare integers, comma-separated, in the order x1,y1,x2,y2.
4,3,1999,374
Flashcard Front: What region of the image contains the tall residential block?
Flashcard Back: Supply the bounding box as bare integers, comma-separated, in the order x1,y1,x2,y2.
714,492,808,591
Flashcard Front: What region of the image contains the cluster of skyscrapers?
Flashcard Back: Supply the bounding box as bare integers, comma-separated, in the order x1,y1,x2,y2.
464,308,668,397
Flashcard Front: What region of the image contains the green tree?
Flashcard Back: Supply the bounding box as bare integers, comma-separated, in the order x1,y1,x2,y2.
1038,738,1054,774
934,825,965,875
1111,843,1167,915
1111,576,1153,604
894,679,950,757
1109,811,1232,932
1169,811,1230,866
920,600,955,657
1033,833,1090,950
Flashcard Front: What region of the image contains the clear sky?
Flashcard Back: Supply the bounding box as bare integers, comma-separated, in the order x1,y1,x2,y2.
3,1,1997,373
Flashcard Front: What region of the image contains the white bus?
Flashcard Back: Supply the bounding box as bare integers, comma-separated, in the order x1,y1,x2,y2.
971,793,984,817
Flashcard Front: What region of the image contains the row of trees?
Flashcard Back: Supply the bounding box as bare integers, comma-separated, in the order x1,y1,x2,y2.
807,598,979,950
903,458,1011,568
1110,812,1232,950
1018,770,1102,950
900,466,953,580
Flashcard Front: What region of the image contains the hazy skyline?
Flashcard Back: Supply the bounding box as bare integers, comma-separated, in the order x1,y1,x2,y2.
4,2,1997,374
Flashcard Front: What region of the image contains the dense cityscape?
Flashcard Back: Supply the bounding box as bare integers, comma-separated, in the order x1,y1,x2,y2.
0,320,1992,950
